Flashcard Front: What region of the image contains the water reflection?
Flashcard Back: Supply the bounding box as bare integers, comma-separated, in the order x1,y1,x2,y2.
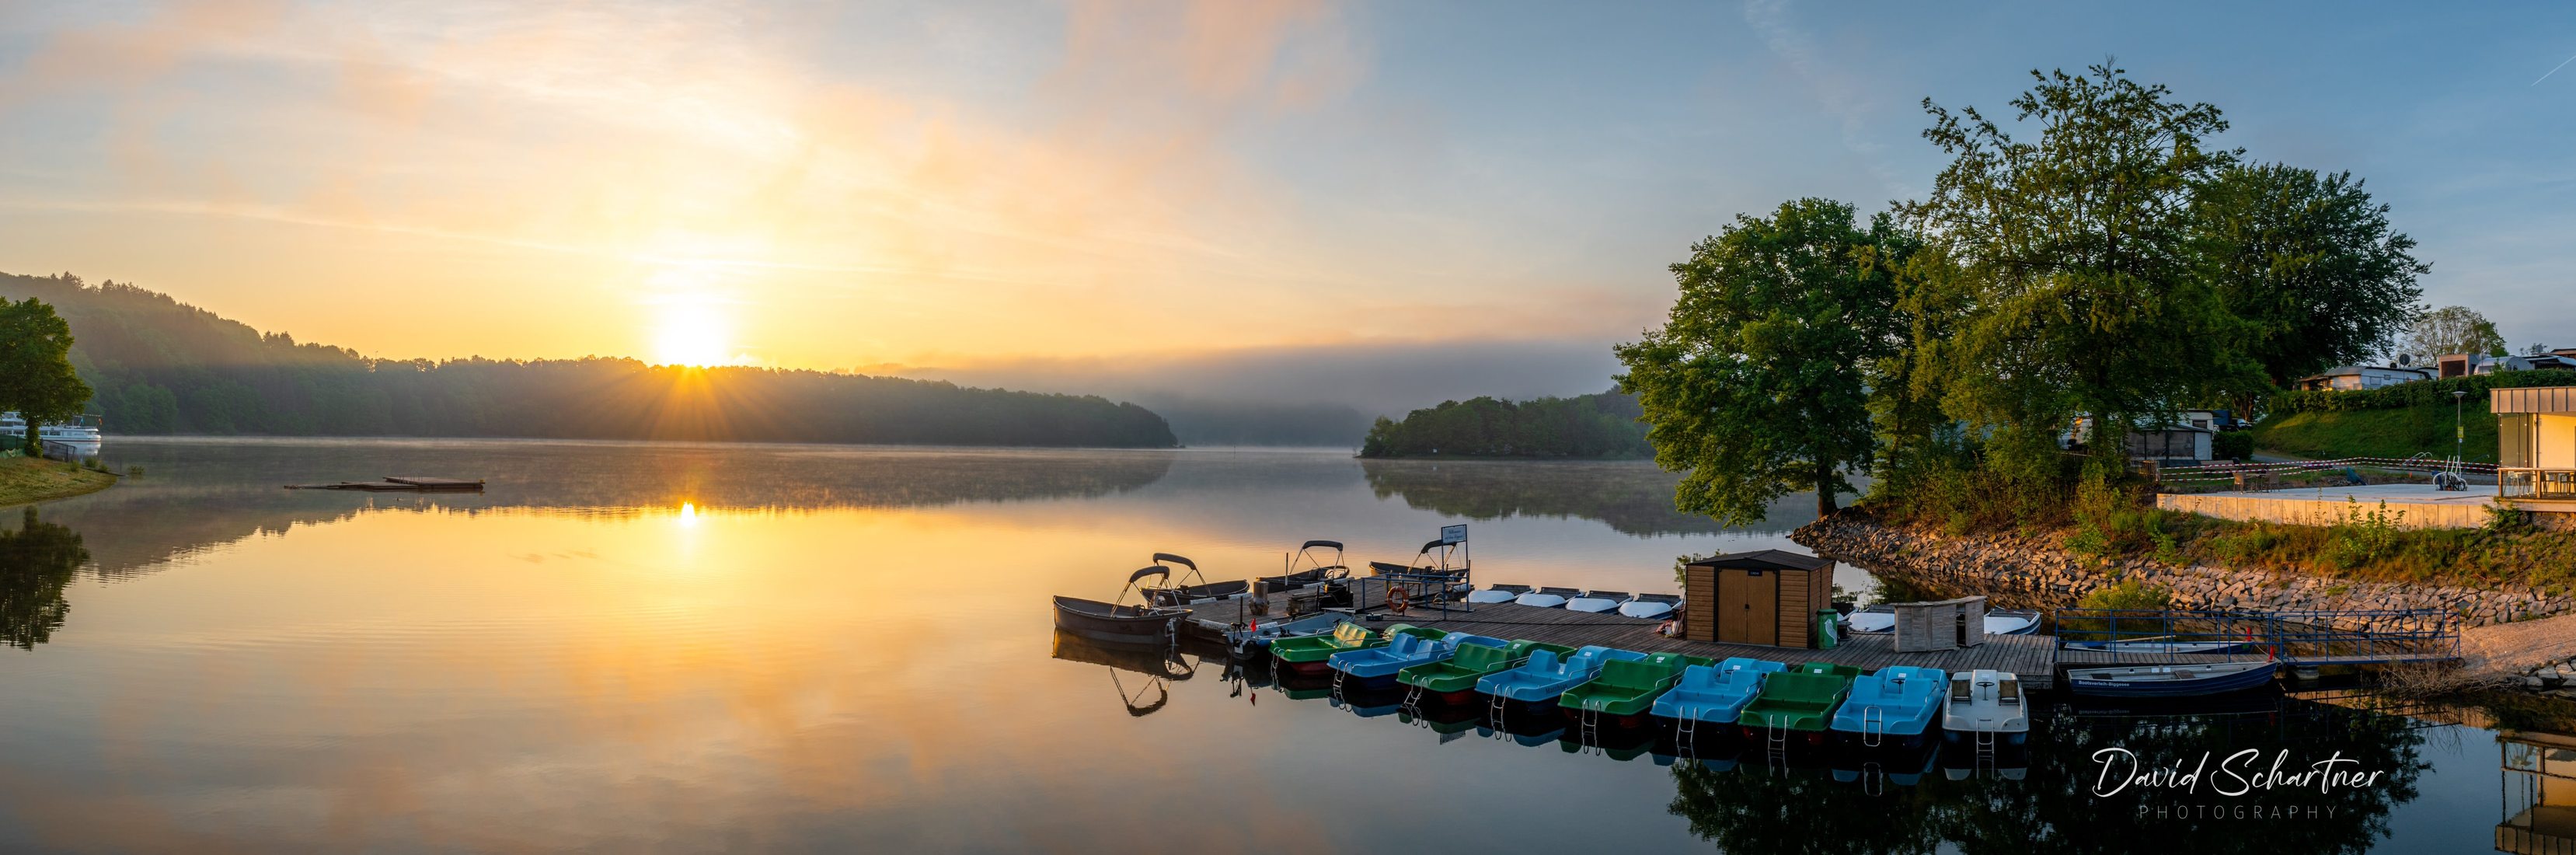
0,508,87,649
2500,729,2576,854
1361,459,1839,536
1048,631,1200,717
42,438,1176,578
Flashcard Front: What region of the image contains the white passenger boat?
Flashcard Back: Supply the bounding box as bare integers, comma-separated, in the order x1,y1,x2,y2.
1940,669,2030,746
0,412,103,460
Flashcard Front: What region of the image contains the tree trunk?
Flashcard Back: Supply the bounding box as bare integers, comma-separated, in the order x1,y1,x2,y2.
1814,469,1839,517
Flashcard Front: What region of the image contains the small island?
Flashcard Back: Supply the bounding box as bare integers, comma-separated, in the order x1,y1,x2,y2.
0,456,116,506
1358,390,1649,459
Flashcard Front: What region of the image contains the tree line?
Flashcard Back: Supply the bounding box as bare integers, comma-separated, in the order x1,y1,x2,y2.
1618,64,2432,528
0,272,1178,448
1358,390,1650,458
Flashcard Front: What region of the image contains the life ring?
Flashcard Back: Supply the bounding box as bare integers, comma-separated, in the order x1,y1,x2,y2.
1387,585,1410,615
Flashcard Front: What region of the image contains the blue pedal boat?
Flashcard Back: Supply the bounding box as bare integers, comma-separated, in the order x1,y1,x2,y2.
1652,658,1786,745
1477,646,1648,714
2065,660,2279,698
1327,631,1504,690
1830,665,1947,749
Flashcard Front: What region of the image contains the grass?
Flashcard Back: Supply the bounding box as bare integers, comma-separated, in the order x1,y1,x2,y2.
2251,405,2498,463
0,455,117,506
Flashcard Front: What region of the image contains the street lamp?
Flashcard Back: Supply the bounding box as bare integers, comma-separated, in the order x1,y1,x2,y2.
2453,389,2468,466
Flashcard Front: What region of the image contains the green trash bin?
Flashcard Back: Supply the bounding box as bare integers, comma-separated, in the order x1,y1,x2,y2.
1814,609,1839,650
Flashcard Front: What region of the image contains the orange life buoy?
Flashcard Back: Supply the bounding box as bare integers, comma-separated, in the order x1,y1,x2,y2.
1388,585,1410,615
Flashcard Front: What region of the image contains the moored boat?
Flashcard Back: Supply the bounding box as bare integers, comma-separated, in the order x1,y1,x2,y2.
1515,586,1580,609
2065,660,2279,698
2058,639,2250,655
1328,630,1503,690
1565,590,1627,613
1736,661,1858,745
1652,658,1784,747
1465,583,1530,605
1477,646,1647,714
1397,640,1569,705
1829,665,1947,749
1138,553,1251,606
1940,669,2030,745
1618,593,1680,620
1559,652,1693,731
1271,621,1410,675
1839,605,2041,636
1051,564,1192,648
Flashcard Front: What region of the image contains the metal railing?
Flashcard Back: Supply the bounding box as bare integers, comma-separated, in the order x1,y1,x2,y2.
2055,608,2461,664
2500,467,2576,500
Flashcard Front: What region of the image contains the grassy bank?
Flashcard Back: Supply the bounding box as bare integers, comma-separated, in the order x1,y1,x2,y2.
2252,406,2498,463
0,456,117,506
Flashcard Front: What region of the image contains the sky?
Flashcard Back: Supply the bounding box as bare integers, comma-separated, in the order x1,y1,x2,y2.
2,1,2573,409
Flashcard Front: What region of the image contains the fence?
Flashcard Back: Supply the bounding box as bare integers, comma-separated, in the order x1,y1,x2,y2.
2055,608,2461,665
2152,455,2496,487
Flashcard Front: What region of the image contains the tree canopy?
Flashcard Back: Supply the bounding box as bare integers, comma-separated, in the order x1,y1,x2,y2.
2193,164,2427,400
1615,197,1912,521
1358,391,1647,459
0,297,92,448
2394,305,2507,362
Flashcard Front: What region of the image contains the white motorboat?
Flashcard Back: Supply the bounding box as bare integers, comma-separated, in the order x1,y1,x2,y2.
1940,669,2030,745
1466,584,1529,605
1514,586,1578,609
0,412,103,460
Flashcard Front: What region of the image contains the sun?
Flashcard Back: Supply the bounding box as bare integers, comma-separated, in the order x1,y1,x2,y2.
654,308,732,367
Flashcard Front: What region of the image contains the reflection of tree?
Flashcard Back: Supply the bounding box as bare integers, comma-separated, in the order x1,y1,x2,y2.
1668,757,1943,854
1363,459,1834,536
1664,693,2428,853
0,508,89,649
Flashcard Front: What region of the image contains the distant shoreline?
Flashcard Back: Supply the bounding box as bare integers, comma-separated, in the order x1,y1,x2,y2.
0,457,117,506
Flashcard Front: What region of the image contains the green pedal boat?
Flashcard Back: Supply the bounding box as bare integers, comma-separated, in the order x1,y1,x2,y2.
1396,640,1573,704
1272,622,1424,675
1736,661,1859,745
1556,652,1692,730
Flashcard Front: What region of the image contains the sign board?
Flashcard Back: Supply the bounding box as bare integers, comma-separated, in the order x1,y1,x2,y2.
1439,524,1467,545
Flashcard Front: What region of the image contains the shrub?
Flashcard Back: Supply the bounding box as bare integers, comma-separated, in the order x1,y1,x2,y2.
2211,431,2253,461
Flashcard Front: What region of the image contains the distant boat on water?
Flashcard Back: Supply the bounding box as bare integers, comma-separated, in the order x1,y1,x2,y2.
0,412,103,459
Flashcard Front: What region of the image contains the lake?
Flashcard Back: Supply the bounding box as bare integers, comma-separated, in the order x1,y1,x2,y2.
0,438,2555,853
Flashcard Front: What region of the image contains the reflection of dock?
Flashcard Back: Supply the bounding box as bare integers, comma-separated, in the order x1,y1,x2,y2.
2501,729,2576,855
1179,581,2063,689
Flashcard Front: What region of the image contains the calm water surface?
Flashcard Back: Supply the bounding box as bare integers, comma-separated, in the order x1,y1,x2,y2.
0,438,2555,853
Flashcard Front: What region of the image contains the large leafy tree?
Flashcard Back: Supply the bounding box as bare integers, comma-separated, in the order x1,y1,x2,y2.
0,297,90,450
1900,64,2240,472
2395,305,2507,361
2193,163,2426,403
1616,198,1912,522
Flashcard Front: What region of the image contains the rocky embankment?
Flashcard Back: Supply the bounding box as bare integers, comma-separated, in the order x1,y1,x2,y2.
1794,511,2576,693
1791,513,2575,627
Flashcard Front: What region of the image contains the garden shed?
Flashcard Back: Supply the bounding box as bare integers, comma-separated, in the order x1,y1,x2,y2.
1682,550,1835,648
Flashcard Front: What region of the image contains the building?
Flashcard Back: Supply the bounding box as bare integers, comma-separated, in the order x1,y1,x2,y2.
2296,364,2431,391
2495,386,2576,501
2178,408,2243,431
2441,351,2576,378
2126,424,2214,464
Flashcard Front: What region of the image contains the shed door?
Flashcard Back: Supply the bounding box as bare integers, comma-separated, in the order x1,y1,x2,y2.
1718,569,1773,644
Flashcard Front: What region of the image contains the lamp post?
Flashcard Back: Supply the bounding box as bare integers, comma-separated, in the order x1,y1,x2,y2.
2453,389,2468,466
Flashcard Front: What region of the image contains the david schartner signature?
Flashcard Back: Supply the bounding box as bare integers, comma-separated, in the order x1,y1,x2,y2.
2091,748,2388,820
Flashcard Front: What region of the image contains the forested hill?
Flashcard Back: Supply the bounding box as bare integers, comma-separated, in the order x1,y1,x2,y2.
1358,390,1649,458
0,272,1177,448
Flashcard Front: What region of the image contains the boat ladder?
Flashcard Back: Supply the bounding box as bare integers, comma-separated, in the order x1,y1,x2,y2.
1674,707,1700,753
1764,714,1790,764
1400,685,1426,721
1861,705,1884,749
1579,702,1605,745
1972,721,1998,776
1330,669,1347,703
1486,692,1511,731
1860,762,1885,797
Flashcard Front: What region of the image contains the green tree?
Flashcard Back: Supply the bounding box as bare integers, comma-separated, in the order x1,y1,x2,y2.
2193,164,2427,407
1616,197,1912,521
0,298,92,450
2395,305,2506,361
1901,63,2240,475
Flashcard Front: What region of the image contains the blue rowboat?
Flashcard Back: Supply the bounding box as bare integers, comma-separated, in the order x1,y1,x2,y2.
2065,660,2279,697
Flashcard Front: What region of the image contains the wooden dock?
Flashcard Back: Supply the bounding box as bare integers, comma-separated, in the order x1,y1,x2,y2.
1181,585,2064,689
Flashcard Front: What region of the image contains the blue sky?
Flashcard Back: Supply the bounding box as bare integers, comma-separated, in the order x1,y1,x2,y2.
0,1,2569,406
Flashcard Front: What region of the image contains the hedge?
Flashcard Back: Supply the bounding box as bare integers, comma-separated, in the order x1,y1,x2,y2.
2271,369,2576,414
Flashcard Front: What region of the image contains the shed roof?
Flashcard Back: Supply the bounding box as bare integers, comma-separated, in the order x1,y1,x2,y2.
2493,386,2576,414
1685,549,1833,572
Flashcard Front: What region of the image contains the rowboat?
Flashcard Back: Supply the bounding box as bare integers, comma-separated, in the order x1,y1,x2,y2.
1051,565,1189,647
2065,661,2280,698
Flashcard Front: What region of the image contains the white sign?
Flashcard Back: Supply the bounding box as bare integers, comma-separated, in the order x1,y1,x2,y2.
1440,524,1467,545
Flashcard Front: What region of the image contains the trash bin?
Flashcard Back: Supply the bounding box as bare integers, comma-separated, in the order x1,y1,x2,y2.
1814,609,1839,650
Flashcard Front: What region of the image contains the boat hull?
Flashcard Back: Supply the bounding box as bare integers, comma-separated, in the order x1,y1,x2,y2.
2066,661,2280,697
1050,596,1180,648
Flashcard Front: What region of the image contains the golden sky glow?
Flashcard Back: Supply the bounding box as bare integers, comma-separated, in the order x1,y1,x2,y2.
4,2,2566,377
